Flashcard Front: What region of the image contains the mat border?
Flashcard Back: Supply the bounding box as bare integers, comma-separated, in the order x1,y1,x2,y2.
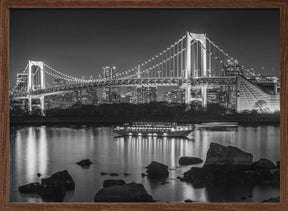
1,0,287,210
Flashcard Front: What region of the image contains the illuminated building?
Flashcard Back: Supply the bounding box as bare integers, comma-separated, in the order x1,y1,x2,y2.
164,88,185,103
135,86,158,104
236,76,280,112
101,66,120,104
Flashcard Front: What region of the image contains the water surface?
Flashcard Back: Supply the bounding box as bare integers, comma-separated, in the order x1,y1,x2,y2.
9,124,280,202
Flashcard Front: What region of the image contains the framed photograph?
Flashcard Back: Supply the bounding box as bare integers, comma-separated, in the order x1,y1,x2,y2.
1,0,287,211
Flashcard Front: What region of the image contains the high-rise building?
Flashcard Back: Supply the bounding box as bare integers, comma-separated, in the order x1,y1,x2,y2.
101,66,120,104
164,88,184,103
81,89,99,105
102,87,120,104
134,86,157,104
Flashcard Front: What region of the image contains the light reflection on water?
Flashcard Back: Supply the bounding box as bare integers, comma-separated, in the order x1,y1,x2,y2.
9,124,280,202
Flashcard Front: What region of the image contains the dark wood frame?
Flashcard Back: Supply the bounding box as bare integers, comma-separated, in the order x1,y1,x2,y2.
1,0,287,210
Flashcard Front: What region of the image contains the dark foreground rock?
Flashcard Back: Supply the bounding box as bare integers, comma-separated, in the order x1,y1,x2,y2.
103,179,126,188
261,196,280,202
94,182,154,202
39,179,66,202
18,182,42,193
252,158,276,169
76,159,92,167
146,161,169,178
179,157,203,165
205,142,253,166
184,199,194,203
49,170,75,190
18,170,75,202
180,143,279,188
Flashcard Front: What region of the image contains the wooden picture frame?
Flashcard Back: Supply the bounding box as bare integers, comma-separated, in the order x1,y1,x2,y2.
0,0,287,210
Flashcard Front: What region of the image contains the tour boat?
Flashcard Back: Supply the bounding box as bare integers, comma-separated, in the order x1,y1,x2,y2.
114,122,194,138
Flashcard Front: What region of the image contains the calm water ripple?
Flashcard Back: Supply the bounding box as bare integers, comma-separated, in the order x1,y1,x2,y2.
9,124,280,202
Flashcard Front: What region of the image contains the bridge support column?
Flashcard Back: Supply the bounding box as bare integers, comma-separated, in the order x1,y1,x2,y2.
184,32,192,104
40,96,45,116
185,83,191,108
201,87,207,108
28,95,32,114
185,32,208,107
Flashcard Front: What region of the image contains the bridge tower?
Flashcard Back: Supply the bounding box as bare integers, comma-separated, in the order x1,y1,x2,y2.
185,32,207,108
27,60,45,115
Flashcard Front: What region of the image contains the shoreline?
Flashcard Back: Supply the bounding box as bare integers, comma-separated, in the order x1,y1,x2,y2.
10,117,280,126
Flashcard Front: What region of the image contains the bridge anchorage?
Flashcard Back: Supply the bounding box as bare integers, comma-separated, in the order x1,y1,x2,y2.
10,32,280,116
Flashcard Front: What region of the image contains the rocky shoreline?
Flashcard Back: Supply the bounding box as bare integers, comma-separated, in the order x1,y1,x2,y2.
18,143,280,202
180,143,280,188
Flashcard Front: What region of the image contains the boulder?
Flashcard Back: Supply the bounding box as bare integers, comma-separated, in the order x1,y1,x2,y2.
179,157,203,165
252,159,276,169
205,143,253,166
18,182,42,193
76,159,92,167
38,178,66,202
179,143,279,188
146,161,169,178
184,199,194,203
103,179,126,188
50,170,75,190
94,182,154,202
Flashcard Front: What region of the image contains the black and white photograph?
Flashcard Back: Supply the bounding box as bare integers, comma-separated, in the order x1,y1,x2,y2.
9,9,280,203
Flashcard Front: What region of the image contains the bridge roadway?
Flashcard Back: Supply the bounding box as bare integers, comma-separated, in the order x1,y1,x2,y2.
12,76,237,99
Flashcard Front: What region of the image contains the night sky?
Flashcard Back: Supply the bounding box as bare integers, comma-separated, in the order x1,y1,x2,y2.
9,9,280,86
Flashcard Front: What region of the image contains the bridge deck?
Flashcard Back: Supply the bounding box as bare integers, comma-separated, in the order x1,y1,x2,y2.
12,76,237,99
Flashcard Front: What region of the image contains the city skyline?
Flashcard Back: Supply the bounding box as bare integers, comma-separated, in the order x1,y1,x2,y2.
9,9,280,87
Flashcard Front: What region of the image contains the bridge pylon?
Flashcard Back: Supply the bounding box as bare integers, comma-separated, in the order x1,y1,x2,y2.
27,60,45,116
184,32,207,108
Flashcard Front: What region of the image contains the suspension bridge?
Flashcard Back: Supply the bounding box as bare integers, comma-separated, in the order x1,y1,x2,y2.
10,32,280,115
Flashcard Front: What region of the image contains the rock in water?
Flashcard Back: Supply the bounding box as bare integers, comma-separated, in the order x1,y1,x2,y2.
50,170,75,190
38,179,66,202
252,159,276,169
205,143,253,166
18,182,42,193
179,157,203,165
146,161,169,178
184,199,194,203
94,182,154,202
103,179,126,188
76,159,92,167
